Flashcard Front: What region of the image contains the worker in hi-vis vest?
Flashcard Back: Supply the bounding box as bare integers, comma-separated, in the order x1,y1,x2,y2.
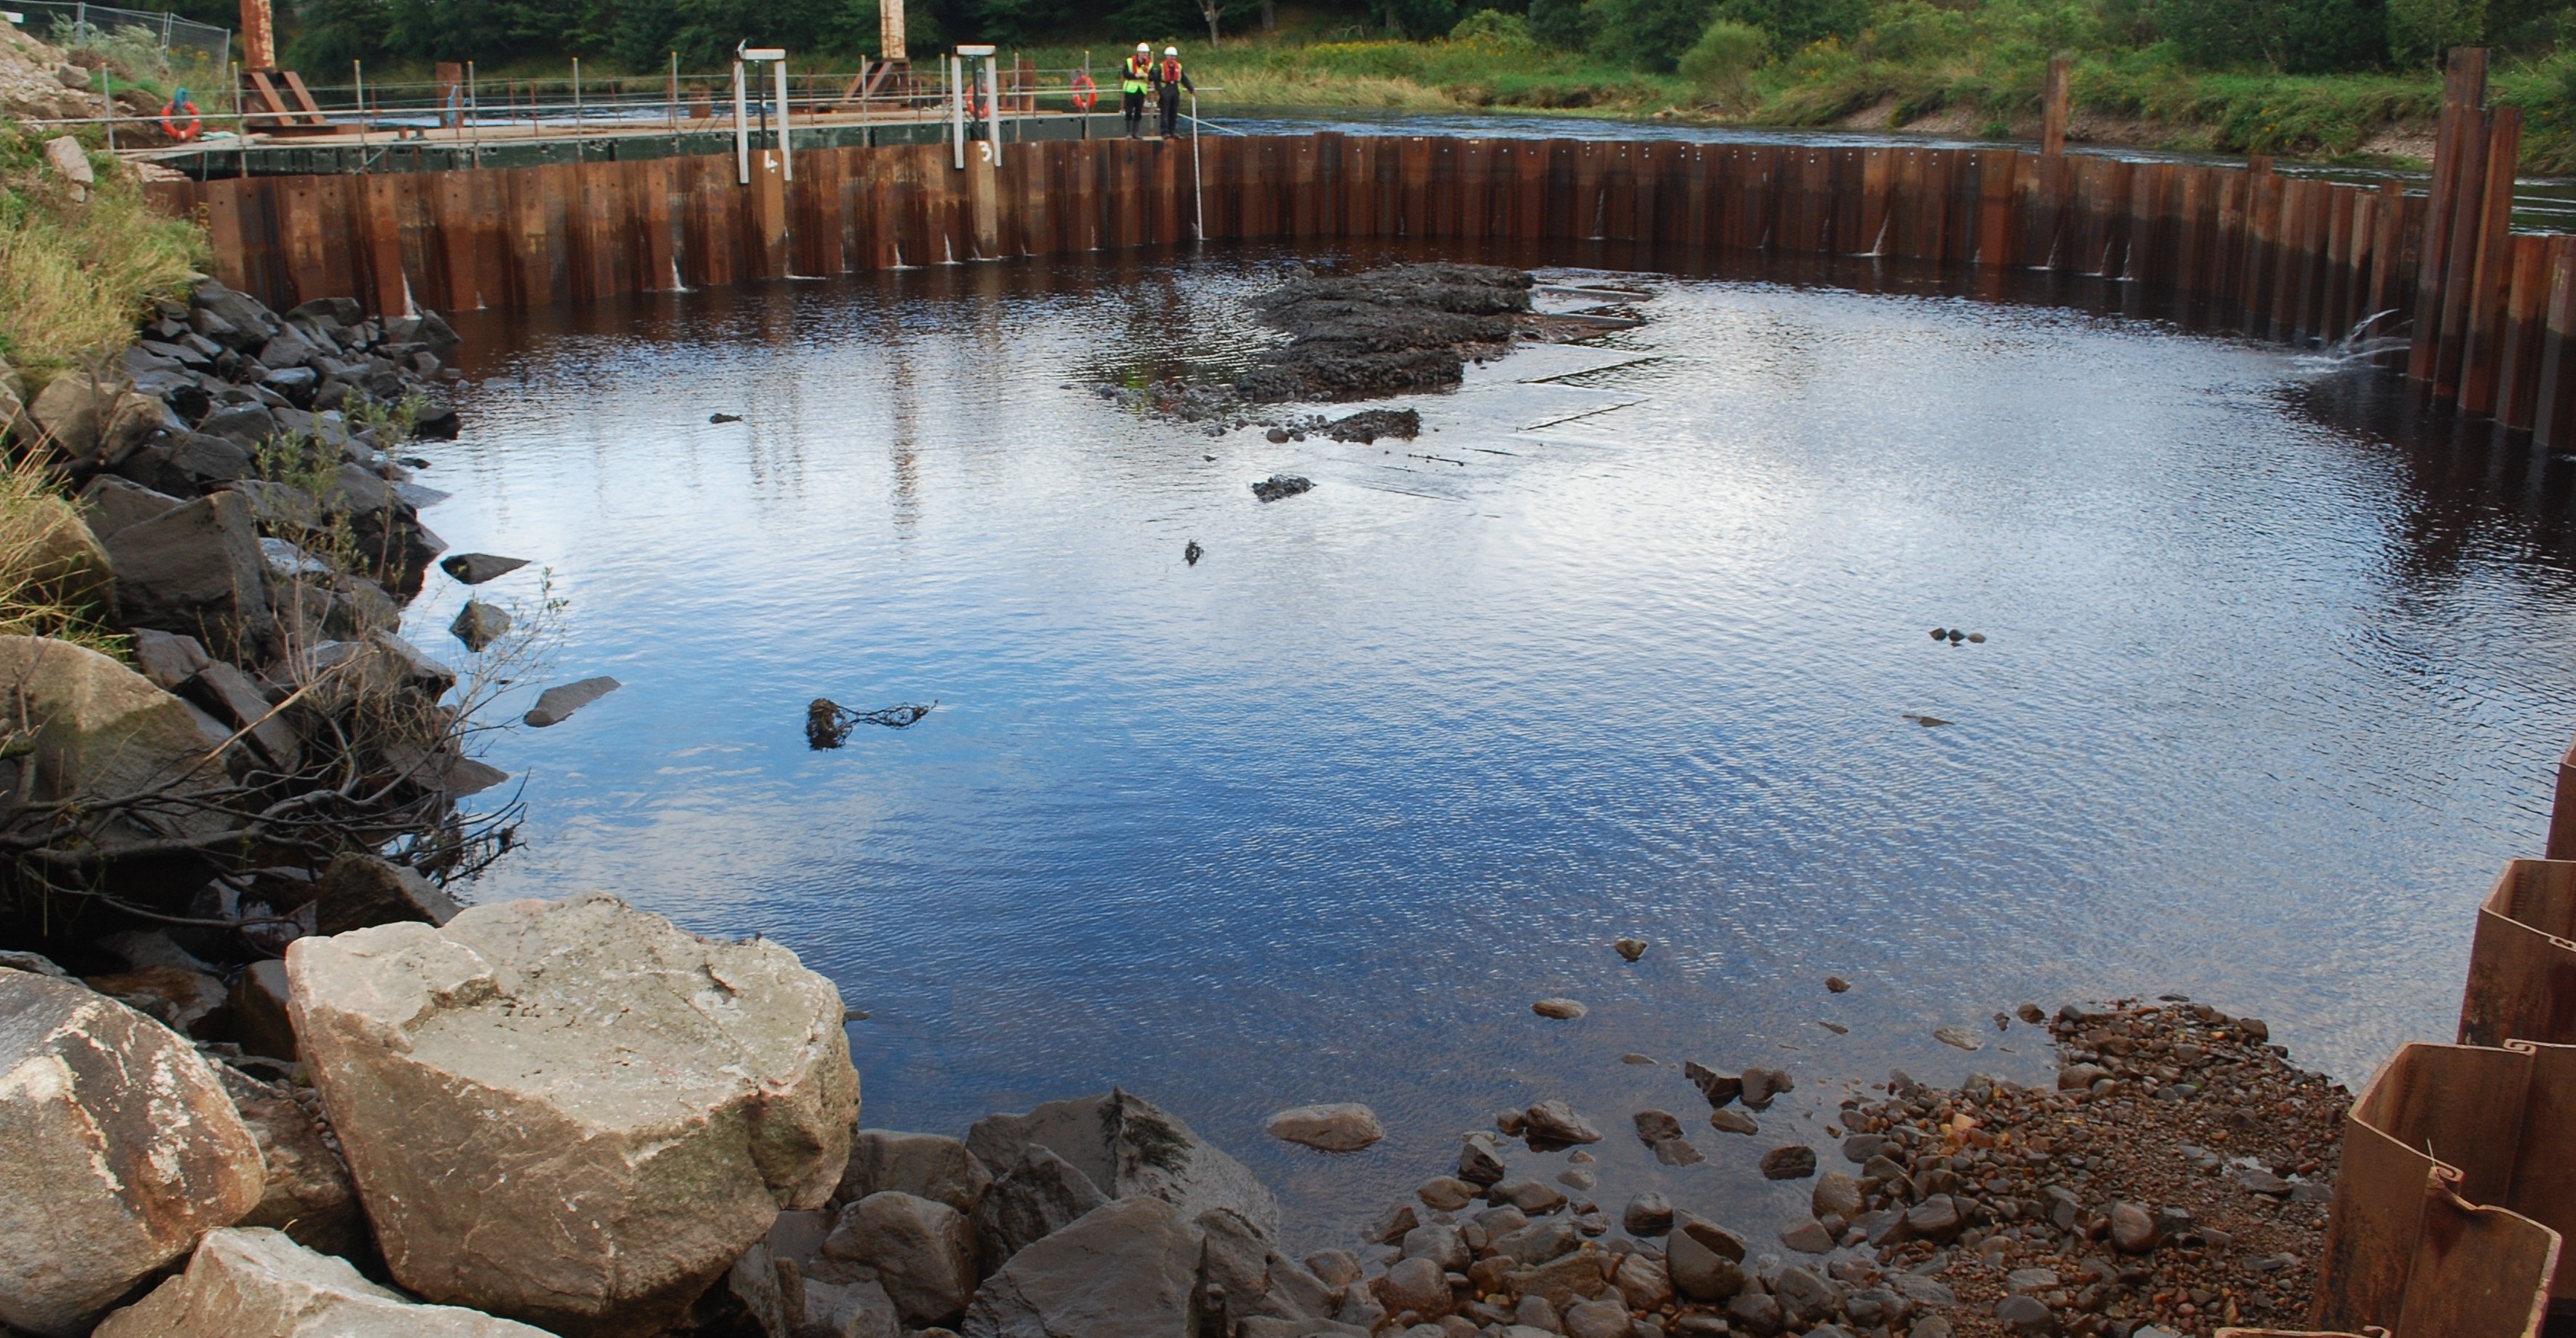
1154,46,1193,138
1122,43,1154,138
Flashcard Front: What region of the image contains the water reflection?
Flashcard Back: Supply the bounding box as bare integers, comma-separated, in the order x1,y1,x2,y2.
419,242,2576,1249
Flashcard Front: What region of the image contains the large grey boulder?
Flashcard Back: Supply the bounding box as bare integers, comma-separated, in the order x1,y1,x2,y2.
0,970,265,1337
970,1144,1110,1274
103,491,272,661
0,637,230,841
836,1129,993,1214
819,1192,974,1326
959,1197,1200,1338
79,475,184,542
1196,1207,1339,1331
285,891,860,1337
966,1089,1279,1242
92,1227,549,1337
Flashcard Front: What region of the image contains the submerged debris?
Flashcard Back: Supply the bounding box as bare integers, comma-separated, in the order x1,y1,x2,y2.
806,698,937,749
709,412,743,423
1236,262,1536,402
1251,474,1313,503
1183,540,1203,566
1323,408,1421,444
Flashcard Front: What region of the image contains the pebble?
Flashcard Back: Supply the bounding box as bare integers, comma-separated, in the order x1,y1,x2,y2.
1826,975,1852,992
1416,1176,1478,1211
1994,1294,2055,1334
1929,627,1947,640
1623,1192,1674,1235
1759,1145,1819,1180
1653,1137,1705,1165
1819,1020,1849,1034
1521,1100,1603,1146
1619,1052,1656,1065
2110,1200,2161,1251
1932,1025,1982,1050
1532,998,1587,1020
1632,1110,1685,1145
1968,632,1987,643
1841,1133,1886,1162
1740,1066,1795,1109
1458,1133,1507,1185
1684,1061,1741,1108
1709,1108,1759,1136
1780,1219,1837,1254
1266,427,1291,442
1557,1166,1598,1190
1263,1101,1387,1152
1614,937,1648,962
2017,1002,2047,1023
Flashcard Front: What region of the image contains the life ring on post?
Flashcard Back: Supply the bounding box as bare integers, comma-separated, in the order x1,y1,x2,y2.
1070,70,1097,111
159,87,201,141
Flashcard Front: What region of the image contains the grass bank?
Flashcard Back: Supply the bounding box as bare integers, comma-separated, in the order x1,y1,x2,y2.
0,125,204,380
1149,31,2485,165
956,27,2576,172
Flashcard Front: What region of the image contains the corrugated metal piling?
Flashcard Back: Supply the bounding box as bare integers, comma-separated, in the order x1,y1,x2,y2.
140,54,2576,436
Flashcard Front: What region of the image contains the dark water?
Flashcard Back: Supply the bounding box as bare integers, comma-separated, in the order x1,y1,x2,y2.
420,241,2576,1250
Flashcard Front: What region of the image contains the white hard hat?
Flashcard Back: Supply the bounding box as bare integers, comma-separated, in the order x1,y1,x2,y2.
1165,45,1178,54
1137,42,1150,50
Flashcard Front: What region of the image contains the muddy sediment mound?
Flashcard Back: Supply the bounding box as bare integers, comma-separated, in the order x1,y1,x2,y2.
1236,263,1535,402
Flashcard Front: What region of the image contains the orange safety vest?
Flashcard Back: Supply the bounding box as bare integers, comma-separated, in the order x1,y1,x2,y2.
1159,57,1183,87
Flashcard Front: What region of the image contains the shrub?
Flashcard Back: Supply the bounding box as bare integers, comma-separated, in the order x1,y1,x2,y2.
1530,0,1592,47
1451,6,1540,47
2385,0,2482,66
1582,0,1718,68
1712,0,1872,55
1678,15,1768,94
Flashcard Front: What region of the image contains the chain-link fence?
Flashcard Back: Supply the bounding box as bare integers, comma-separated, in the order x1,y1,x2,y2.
9,0,229,83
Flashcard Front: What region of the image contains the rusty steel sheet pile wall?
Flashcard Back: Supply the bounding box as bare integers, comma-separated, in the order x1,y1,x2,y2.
149,133,2448,385
2285,722,2576,1338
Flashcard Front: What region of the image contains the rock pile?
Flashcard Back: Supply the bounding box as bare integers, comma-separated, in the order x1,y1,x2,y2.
1235,264,1535,402
1295,999,2343,1338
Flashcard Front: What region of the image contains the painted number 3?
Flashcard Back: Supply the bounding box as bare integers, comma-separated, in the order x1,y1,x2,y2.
978,141,993,163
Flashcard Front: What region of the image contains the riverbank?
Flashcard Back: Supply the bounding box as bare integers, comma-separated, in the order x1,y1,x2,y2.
2,884,2348,1338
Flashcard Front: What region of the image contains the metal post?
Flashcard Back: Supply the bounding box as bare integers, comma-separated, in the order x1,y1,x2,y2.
668,50,677,132
468,60,480,166
1191,91,1202,241
983,55,998,166
351,60,361,160
950,53,963,170
773,55,790,181
572,56,580,138
100,66,111,151
733,59,750,184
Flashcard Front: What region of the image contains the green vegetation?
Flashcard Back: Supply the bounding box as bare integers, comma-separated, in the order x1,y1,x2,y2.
0,125,203,381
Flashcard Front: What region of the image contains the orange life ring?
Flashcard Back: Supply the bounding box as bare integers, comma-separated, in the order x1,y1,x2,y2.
159,95,200,141
1070,70,1097,111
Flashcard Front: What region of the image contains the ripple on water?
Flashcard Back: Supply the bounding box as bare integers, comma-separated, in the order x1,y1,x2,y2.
413,243,2576,1249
